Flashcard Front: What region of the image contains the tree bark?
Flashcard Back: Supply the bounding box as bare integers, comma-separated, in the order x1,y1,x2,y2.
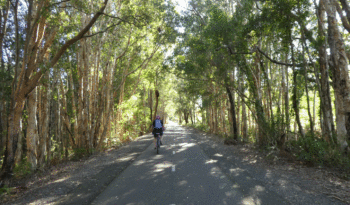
301,31,314,134
1,0,109,181
311,0,335,143
26,87,38,171
291,40,305,138
323,0,350,150
37,71,49,168
226,85,238,139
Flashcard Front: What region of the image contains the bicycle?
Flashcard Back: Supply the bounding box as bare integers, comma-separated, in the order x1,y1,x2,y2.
155,133,161,154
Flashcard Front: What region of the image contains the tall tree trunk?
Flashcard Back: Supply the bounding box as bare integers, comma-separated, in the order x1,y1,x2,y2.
323,0,350,150
82,38,91,153
226,86,238,139
37,71,50,168
283,54,290,133
149,88,153,122
26,87,38,171
291,41,305,138
153,90,160,121
14,119,23,165
242,95,248,141
301,31,314,134
310,0,335,143
69,72,79,147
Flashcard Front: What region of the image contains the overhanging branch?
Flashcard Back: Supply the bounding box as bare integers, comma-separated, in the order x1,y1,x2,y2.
82,21,122,38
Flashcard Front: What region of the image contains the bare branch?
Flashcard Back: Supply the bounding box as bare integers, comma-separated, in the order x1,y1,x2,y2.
102,13,147,26
82,21,122,38
50,0,71,7
336,1,350,33
339,0,350,24
256,47,313,67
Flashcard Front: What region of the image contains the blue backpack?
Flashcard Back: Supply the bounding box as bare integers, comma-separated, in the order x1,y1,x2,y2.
154,119,162,129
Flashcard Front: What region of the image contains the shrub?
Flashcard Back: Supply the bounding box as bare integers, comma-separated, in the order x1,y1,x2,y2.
13,159,32,179
71,148,89,160
287,133,350,172
0,185,12,196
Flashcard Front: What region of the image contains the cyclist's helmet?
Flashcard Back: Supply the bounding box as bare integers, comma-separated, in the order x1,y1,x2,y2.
156,115,160,120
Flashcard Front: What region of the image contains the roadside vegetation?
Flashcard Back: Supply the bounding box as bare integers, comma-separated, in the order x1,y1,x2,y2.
1,0,350,199
169,0,350,178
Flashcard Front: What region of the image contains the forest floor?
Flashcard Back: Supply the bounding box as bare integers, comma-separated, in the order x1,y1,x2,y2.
1,124,350,205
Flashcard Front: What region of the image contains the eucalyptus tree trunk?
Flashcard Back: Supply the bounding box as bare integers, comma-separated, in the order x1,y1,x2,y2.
202,106,205,125
90,51,101,149
0,1,10,67
301,32,314,134
213,88,217,134
236,91,240,136
283,54,290,133
55,83,62,160
59,77,75,148
77,51,83,148
1,0,108,181
11,0,24,166
323,0,350,149
37,71,50,167
149,88,153,122
221,101,226,133
0,2,10,150
242,95,248,141
314,1,335,141
69,72,79,146
153,90,160,121
291,40,305,138
239,72,248,141
14,119,23,165
26,87,38,171
97,64,114,150
190,108,194,124
259,58,274,122
226,85,238,139
82,37,91,152
250,54,269,146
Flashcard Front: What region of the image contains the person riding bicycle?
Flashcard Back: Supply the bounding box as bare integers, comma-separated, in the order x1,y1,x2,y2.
152,115,164,149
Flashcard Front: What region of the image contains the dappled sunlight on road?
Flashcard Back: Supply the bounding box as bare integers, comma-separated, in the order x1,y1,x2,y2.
52,177,70,184
176,142,196,153
177,180,188,186
116,153,138,162
214,153,224,157
242,196,262,205
254,185,265,192
230,167,245,176
265,169,272,179
91,122,291,205
205,159,218,164
153,161,174,173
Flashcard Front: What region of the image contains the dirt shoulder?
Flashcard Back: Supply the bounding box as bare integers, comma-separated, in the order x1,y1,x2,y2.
1,125,349,205
1,134,154,205
184,126,350,205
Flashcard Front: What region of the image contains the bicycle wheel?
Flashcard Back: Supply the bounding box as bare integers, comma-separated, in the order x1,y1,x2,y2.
156,136,159,154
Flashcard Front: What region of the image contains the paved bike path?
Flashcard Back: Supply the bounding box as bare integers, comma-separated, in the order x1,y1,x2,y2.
91,122,288,205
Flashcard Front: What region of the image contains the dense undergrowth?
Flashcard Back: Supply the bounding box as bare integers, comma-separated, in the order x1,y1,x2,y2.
186,122,350,179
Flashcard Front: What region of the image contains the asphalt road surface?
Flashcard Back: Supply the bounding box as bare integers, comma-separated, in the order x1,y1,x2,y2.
91,121,289,205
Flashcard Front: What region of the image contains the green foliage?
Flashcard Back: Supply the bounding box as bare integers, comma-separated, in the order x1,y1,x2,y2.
188,123,210,133
287,134,350,171
13,159,32,179
295,133,328,164
71,148,90,160
0,185,12,196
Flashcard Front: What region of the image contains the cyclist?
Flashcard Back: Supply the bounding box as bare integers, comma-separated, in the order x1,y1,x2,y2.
152,115,164,149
